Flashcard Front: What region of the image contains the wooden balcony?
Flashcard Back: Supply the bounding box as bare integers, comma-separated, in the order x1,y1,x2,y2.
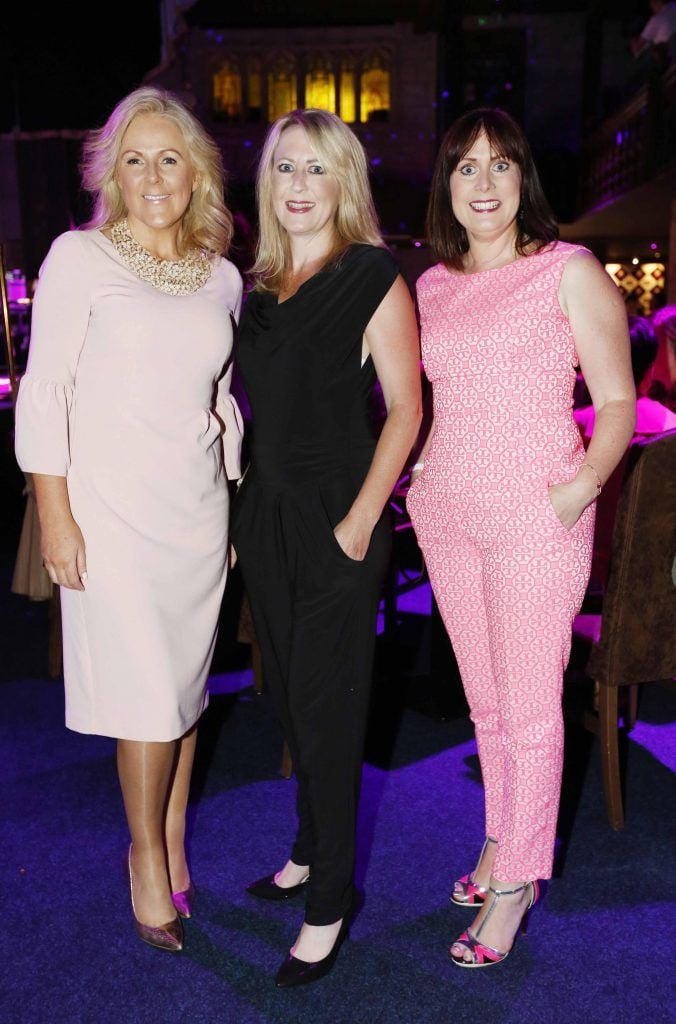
579,64,676,217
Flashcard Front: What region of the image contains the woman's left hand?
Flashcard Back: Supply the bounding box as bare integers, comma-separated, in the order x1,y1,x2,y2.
548,474,598,530
333,512,375,562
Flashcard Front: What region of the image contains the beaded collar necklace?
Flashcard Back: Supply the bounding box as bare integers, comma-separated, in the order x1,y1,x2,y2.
110,218,211,295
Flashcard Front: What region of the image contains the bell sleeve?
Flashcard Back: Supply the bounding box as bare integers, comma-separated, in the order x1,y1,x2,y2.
15,232,92,476
215,265,244,480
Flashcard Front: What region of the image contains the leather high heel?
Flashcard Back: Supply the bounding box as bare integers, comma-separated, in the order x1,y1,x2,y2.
127,845,183,952
451,836,496,907
171,882,195,919
275,916,350,989
450,879,539,968
246,871,309,902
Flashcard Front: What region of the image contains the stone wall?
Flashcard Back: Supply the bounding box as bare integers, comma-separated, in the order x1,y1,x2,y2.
148,22,438,235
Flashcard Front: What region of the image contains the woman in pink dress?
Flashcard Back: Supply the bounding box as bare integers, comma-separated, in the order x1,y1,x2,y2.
406,108,635,967
15,87,243,952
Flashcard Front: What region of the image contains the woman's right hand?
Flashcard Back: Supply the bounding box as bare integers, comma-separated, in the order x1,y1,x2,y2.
41,514,87,590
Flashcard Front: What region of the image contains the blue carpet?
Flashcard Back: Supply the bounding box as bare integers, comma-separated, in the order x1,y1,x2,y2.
2,575,675,1024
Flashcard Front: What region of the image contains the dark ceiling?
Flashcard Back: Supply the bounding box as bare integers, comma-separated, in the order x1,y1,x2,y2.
187,0,646,30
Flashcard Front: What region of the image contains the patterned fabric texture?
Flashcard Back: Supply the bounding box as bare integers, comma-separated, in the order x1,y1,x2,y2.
407,243,595,880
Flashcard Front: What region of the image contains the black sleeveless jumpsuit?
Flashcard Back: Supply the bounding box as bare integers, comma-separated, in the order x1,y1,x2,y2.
231,244,399,925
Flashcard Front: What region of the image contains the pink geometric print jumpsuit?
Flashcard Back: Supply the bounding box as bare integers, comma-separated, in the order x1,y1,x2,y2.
406,243,595,881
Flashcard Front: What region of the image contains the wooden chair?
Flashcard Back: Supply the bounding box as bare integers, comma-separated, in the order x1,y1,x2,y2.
4,248,64,680
572,428,676,829
10,472,64,679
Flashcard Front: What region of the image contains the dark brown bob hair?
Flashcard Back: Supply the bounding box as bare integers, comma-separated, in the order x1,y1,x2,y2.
426,107,559,270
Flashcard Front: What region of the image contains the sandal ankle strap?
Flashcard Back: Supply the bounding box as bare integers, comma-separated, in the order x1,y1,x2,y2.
488,882,530,897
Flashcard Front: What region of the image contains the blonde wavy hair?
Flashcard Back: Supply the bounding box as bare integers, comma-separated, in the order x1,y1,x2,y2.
251,108,383,293
81,86,233,256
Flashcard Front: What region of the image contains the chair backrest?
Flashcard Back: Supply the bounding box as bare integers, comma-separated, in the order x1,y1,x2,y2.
587,428,676,686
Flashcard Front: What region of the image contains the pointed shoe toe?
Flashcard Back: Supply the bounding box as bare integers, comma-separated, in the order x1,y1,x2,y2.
171,883,195,919
127,844,184,951
135,915,184,952
275,920,349,989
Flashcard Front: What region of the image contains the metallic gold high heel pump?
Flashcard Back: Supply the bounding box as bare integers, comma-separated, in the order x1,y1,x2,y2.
127,845,183,952
171,882,195,919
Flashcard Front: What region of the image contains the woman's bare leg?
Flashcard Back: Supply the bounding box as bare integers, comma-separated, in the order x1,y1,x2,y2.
274,860,311,887
165,726,197,892
117,739,177,926
292,919,343,962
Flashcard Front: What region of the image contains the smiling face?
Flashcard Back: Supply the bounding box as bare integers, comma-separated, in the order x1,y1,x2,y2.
449,130,521,243
270,124,340,248
116,113,197,248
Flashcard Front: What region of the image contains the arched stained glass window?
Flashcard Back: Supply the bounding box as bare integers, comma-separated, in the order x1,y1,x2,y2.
360,55,390,123
268,54,297,122
213,59,242,121
305,56,336,113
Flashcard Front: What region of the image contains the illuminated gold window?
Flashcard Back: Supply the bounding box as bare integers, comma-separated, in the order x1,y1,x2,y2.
268,54,297,122
339,59,356,123
247,57,263,122
305,57,336,113
213,60,242,120
360,56,390,123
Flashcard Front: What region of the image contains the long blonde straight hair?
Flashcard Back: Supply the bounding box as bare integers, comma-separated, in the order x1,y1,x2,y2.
80,86,233,256
251,108,383,293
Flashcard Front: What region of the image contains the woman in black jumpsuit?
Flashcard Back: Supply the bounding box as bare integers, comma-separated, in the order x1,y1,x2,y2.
231,109,421,987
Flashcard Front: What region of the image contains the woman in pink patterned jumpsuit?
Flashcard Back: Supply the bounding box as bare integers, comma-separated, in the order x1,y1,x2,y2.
406,108,635,968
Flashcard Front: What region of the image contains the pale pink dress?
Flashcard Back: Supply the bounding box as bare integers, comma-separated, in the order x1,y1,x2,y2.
15,230,243,741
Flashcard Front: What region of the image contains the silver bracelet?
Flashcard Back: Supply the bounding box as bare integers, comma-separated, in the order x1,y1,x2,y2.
580,462,602,496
